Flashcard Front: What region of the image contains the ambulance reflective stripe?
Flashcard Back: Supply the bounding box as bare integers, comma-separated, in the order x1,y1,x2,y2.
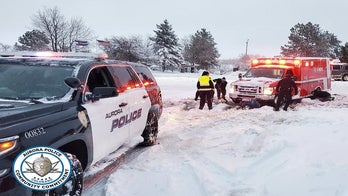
296,77,328,84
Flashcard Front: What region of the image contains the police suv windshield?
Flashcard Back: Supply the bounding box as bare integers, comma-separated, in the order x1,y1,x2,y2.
0,61,74,101
244,67,284,79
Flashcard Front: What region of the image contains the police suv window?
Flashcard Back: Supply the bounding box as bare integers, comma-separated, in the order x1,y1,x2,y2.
135,66,156,86
110,66,142,92
86,66,115,92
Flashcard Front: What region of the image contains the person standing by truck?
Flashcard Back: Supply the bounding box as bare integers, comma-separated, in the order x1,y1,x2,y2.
274,70,298,111
213,78,222,100
221,77,228,102
197,71,214,110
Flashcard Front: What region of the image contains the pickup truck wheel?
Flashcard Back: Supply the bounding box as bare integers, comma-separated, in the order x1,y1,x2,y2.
231,98,241,103
32,153,83,196
343,74,348,81
141,111,158,146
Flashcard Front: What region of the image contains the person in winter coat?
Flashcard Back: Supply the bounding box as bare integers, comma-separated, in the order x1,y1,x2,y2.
213,78,222,99
274,70,298,111
197,71,214,110
213,77,228,102
221,77,228,102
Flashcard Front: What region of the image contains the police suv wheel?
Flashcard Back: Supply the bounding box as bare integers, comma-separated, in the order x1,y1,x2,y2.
32,153,83,196
141,111,159,146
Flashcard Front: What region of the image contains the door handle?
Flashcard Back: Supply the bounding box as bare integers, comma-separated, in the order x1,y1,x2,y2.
119,102,128,107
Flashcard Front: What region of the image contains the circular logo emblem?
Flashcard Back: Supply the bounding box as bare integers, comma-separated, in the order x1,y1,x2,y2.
12,146,72,191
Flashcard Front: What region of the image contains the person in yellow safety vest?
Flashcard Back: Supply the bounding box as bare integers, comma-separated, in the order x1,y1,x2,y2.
196,71,214,110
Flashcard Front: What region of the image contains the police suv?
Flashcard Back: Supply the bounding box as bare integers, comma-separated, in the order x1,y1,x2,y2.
0,52,162,195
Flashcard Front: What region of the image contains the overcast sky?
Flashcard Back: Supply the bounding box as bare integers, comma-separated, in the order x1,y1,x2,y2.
1,0,347,59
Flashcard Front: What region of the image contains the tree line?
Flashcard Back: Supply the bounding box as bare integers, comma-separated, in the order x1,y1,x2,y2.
1,6,348,72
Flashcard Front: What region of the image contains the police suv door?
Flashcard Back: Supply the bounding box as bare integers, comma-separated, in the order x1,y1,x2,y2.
110,66,151,139
82,66,130,164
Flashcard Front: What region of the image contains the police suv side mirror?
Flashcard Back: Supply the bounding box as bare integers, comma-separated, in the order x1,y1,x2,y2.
65,77,82,89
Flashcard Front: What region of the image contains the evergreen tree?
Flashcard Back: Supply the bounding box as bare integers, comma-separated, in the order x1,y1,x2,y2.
281,22,340,58
14,30,49,51
150,19,183,72
184,28,220,70
339,42,348,63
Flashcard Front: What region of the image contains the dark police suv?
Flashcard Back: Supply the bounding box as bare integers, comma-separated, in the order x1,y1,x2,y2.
0,52,162,195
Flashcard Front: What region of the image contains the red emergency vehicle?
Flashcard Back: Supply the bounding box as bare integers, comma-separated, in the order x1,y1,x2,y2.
229,57,332,105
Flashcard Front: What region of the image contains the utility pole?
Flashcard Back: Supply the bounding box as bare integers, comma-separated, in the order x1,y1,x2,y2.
245,39,249,56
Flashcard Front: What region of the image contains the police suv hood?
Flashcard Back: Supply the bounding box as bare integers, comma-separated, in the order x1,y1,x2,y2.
232,77,279,87
0,101,64,126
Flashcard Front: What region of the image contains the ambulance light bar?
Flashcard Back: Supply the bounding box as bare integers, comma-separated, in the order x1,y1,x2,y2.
251,58,301,67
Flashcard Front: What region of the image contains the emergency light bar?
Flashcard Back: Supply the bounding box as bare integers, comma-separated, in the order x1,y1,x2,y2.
251,58,301,67
0,51,108,60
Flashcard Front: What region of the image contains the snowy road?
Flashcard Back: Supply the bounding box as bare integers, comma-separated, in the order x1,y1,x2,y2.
83,72,348,196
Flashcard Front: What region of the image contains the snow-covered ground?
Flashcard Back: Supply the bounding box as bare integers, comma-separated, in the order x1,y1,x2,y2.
84,71,348,196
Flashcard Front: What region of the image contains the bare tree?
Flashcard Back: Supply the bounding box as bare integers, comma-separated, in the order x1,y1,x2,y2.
106,36,142,62
32,6,66,52
0,43,12,52
64,17,93,52
32,7,93,52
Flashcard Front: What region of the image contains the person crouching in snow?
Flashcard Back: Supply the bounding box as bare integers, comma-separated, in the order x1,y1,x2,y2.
238,98,261,110
213,77,228,103
197,71,214,110
213,78,222,100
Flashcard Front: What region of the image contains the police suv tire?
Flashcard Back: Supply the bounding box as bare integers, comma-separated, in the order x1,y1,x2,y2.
32,153,83,196
141,111,159,146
